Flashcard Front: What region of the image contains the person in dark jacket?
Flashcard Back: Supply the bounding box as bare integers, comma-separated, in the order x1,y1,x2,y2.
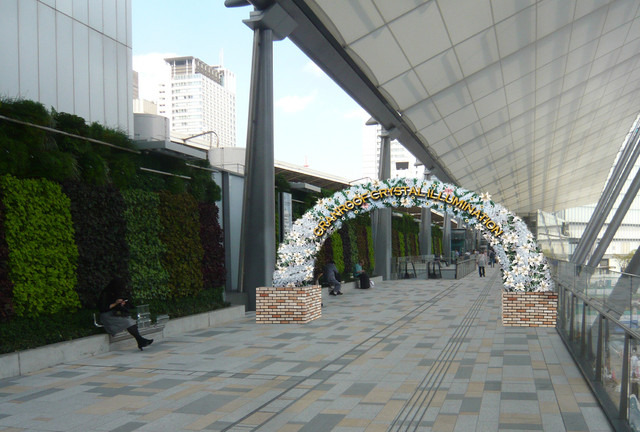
323,260,342,296
98,277,153,351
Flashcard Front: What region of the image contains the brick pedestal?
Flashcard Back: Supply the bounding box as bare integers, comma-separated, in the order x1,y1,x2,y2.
256,285,322,324
502,291,557,327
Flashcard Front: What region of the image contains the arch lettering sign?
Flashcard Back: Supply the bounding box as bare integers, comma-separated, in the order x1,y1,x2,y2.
273,177,553,292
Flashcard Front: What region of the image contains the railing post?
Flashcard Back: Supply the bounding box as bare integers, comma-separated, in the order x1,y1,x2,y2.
557,284,564,329
587,318,593,362
621,334,631,421
569,293,575,341
581,302,587,355
596,314,604,382
633,277,635,329
563,287,569,328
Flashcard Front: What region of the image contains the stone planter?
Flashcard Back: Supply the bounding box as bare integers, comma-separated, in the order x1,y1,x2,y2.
256,285,322,324
502,291,557,327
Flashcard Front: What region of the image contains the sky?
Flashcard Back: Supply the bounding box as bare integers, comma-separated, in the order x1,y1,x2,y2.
132,0,373,181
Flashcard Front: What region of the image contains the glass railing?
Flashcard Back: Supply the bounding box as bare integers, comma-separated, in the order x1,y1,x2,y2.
455,258,476,279
392,255,431,279
391,255,476,280
550,259,640,431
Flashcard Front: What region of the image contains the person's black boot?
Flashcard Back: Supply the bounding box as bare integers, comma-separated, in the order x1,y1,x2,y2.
127,325,153,351
138,338,153,350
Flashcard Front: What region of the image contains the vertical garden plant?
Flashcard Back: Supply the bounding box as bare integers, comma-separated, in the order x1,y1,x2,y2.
199,202,226,290
122,190,170,301
159,192,204,298
63,182,130,307
1,175,80,317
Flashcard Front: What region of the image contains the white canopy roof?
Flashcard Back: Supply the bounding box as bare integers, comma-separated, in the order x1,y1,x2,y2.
276,0,640,214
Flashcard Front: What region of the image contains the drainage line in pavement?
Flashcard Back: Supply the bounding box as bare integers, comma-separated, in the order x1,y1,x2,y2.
389,273,497,431
223,283,457,432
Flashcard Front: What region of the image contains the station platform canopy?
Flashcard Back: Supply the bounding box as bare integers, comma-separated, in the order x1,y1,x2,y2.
274,0,640,215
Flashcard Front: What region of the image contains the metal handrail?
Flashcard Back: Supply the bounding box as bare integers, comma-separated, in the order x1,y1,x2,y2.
552,259,640,431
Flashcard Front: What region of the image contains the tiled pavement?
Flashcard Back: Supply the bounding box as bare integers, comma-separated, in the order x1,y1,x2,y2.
0,267,614,432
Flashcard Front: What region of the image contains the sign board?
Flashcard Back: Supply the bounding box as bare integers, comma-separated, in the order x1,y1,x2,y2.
280,192,293,242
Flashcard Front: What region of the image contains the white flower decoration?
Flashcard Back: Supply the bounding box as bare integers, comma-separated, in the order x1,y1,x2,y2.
273,177,553,292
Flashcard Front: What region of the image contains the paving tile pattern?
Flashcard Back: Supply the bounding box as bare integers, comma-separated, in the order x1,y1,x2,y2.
0,268,613,431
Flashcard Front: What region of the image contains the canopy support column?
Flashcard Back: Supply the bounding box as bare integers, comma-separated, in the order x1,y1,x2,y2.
373,128,392,280
238,3,295,311
420,208,432,256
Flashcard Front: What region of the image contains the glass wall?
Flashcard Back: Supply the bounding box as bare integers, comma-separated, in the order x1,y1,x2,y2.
552,259,640,431
536,210,573,260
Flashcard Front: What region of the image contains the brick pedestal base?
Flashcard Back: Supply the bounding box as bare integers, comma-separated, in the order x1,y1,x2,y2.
256,285,322,324
502,291,557,327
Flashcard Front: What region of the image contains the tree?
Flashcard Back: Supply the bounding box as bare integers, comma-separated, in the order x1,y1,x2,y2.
613,251,636,272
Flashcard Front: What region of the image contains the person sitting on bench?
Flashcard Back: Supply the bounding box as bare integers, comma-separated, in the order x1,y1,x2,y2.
353,260,371,289
324,260,342,296
98,277,153,351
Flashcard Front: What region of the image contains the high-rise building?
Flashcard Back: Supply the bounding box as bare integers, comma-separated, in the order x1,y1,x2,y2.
0,0,133,134
132,70,157,115
133,70,139,100
362,125,423,180
158,56,236,148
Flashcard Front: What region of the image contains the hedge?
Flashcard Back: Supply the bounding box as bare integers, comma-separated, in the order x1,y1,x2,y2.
159,192,204,298
122,189,170,301
0,98,220,201
199,202,226,289
432,224,443,255
366,225,375,273
314,235,332,282
63,182,130,308
0,175,80,317
355,221,369,271
331,231,344,275
0,195,13,319
339,225,353,275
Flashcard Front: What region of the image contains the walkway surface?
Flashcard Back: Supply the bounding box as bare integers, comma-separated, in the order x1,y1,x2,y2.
0,267,614,432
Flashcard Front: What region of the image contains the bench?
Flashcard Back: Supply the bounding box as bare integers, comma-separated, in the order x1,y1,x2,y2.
93,305,169,342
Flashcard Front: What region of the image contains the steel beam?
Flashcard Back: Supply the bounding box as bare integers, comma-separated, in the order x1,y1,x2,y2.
587,161,640,268
572,124,640,265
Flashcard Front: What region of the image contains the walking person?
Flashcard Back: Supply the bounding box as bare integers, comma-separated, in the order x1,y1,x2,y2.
476,251,487,277
324,260,342,295
489,249,496,268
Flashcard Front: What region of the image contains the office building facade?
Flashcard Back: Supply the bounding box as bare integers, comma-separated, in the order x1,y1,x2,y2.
158,56,236,148
0,0,133,135
362,126,423,180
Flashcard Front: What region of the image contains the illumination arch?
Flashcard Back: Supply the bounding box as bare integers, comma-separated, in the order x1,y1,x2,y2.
273,177,552,292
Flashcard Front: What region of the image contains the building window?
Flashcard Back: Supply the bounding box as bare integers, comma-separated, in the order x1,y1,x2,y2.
396,161,409,170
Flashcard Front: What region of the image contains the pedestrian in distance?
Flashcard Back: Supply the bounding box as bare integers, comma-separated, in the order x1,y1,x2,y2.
476,251,487,277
